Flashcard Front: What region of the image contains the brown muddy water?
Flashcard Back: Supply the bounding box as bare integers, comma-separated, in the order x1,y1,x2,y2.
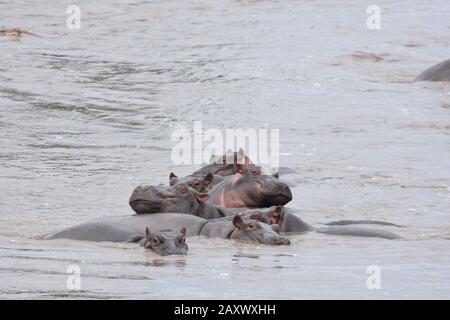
1,0,449,299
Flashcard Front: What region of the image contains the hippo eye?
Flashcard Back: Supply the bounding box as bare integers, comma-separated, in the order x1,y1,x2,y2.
250,212,261,219
249,166,261,176
192,180,200,186
247,222,258,230
152,236,163,246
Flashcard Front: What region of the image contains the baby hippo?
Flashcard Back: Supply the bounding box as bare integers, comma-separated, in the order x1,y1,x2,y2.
142,227,188,256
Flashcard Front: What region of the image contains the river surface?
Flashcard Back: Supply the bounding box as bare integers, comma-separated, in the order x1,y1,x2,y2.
1,0,449,299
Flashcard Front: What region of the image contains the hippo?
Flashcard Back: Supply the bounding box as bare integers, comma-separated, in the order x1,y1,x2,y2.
193,149,253,177
129,183,227,219
238,206,403,240
415,58,450,82
44,213,291,246
169,172,225,192
142,227,188,256
41,218,187,256
207,164,293,208
193,149,297,179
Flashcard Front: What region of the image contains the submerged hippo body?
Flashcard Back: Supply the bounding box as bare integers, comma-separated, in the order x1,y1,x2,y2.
44,213,291,246
43,215,192,256
415,59,450,82
44,213,207,240
239,206,403,240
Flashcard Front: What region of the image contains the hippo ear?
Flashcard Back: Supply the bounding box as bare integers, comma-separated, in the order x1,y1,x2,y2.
275,205,283,215
272,206,284,224
234,163,244,173
209,152,217,164
170,172,178,179
237,148,252,164
152,235,162,246
196,193,209,202
237,148,245,164
232,215,244,229
179,227,187,243
222,149,234,164
204,173,214,186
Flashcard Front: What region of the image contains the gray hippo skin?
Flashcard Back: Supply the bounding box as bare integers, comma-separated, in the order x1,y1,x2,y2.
44,213,291,246
207,164,292,208
44,213,207,239
129,183,227,219
239,206,403,240
415,59,450,82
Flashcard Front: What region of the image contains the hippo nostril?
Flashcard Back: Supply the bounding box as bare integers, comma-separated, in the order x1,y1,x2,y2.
271,236,290,245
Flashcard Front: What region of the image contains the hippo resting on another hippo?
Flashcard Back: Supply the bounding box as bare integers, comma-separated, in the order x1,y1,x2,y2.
191,148,297,179
168,165,293,209
129,183,228,219
131,167,292,216
206,164,292,208
44,213,291,246
237,206,403,240
192,149,253,177
415,58,450,82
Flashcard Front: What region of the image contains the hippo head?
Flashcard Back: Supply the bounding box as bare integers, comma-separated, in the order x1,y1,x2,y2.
169,172,215,192
228,215,290,245
129,183,209,214
143,227,188,256
242,205,285,225
240,205,312,233
194,148,254,176
226,165,293,207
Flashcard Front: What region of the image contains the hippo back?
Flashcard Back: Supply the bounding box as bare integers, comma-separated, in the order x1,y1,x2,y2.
44,221,143,242
116,213,208,236
415,58,450,82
